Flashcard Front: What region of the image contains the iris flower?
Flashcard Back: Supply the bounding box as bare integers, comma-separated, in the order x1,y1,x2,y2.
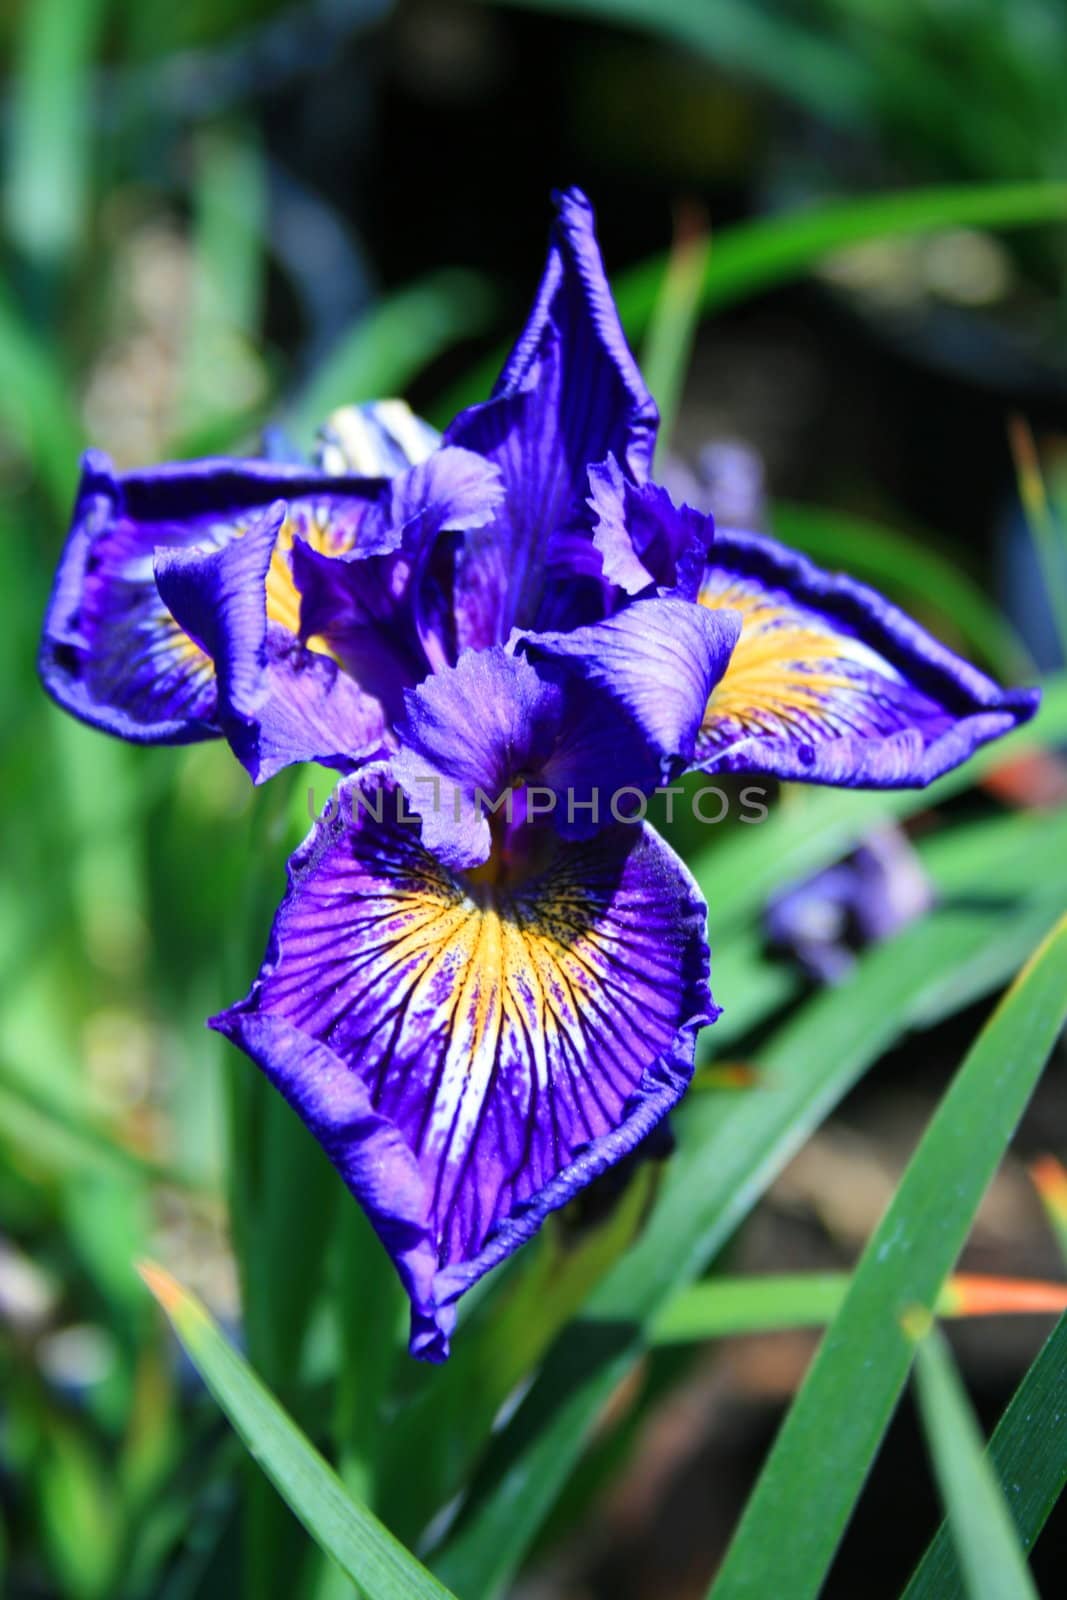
40,190,1038,1359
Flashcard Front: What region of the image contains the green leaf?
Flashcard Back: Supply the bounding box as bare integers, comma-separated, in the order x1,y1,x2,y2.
485,0,874,128
431,881,1067,1598
770,501,1032,682
177,122,269,439
904,1312,1067,1600
436,183,1067,423
642,208,709,463
651,1274,1067,1345
139,1264,457,1600
908,1319,1040,1600
289,270,496,448
1009,416,1067,671
705,913,1067,1600
0,286,84,509
3,0,109,269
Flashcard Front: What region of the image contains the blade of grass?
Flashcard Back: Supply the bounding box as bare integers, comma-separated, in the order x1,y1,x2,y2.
288,270,496,449
1008,415,1067,666
1029,1156,1067,1264
705,913,1067,1600
430,885,1066,1597
3,0,109,271
139,1264,457,1600
642,204,710,464
770,501,1033,681
652,1274,1067,1344
0,286,84,509
0,1059,200,1189
904,1310,1067,1600
177,123,268,441
908,1318,1040,1600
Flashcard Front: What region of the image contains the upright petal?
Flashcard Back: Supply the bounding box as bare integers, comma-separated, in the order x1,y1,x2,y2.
292,446,505,718
211,769,714,1361
695,530,1039,785
445,189,659,646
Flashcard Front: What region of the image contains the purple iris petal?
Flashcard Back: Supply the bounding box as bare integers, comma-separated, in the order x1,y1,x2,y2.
393,650,563,867
695,530,1039,786
445,188,659,646
392,598,738,867
211,767,714,1361
587,456,710,600
40,449,387,747
154,503,283,723
71,445,502,783
766,825,933,985
521,597,741,835
153,492,391,782
291,446,504,722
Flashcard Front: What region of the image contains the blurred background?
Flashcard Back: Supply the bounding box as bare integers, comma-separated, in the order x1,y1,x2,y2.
2,2,1067,1596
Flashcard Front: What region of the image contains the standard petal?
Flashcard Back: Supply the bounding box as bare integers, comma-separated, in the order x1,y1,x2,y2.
293,446,506,701
154,503,282,723
445,188,659,646
211,769,714,1361
520,597,741,834
694,531,1040,785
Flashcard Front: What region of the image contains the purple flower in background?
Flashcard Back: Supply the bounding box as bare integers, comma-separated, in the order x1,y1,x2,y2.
766,825,933,985
38,187,1041,1359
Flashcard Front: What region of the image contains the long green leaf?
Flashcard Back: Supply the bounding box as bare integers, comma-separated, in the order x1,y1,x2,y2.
909,1320,1040,1600
904,1312,1067,1600
290,270,496,448
139,1264,456,1600
4,0,109,268
177,124,268,440
0,287,84,509
706,913,1067,1600
643,208,709,463
436,183,1067,422
652,1274,1067,1344
431,885,1066,1597
485,0,873,127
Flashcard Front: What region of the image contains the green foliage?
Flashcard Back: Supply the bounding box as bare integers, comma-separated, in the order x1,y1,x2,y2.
909,1322,1040,1600
905,1312,1067,1599
141,1265,457,1600
705,912,1067,1599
